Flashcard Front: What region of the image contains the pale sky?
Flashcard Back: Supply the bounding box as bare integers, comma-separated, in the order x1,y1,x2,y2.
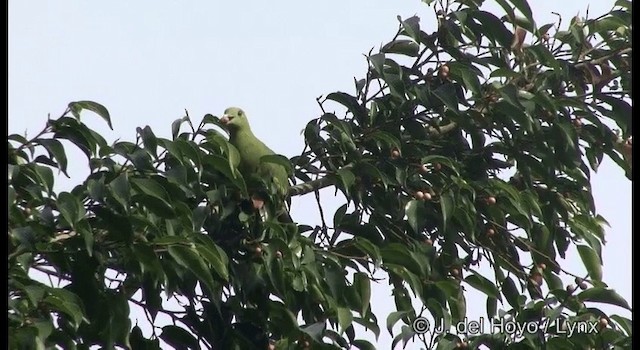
9,1,630,348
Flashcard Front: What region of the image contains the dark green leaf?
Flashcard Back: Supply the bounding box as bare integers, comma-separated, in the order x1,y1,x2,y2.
405,199,427,234
440,190,454,233
300,322,325,343
56,192,85,225
160,325,200,350
35,139,68,176
260,154,293,176
381,40,420,57
68,100,113,130
337,307,353,335
576,245,603,282
386,310,409,336
168,245,217,295
138,126,158,157
353,272,371,316
352,339,377,350
464,272,499,298
471,10,513,48
501,277,521,309
432,84,459,112
578,288,631,310
44,289,85,330
326,92,366,122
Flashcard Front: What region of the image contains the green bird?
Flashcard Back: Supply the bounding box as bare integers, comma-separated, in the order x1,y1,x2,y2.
220,107,293,222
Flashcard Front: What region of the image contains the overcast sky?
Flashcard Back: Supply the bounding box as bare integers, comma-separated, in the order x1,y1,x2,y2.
9,1,630,348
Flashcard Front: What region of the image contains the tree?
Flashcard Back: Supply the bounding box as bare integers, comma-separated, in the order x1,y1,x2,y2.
8,0,631,349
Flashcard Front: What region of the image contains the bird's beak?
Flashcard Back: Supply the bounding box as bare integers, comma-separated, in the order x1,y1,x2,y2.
220,115,232,124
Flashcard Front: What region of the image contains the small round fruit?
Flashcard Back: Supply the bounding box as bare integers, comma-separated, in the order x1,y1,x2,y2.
423,192,432,201
415,191,425,200
566,284,576,294
542,33,550,41
420,164,429,174
486,196,497,205
268,344,275,350
451,268,460,277
530,272,543,285
434,163,442,171
440,65,450,74
538,263,546,270
391,148,401,159
255,246,263,255
579,281,588,290
598,318,609,329
573,118,583,127
275,251,283,259
486,228,495,236
424,239,433,246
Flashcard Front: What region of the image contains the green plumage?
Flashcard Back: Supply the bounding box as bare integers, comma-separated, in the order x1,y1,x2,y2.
221,107,292,222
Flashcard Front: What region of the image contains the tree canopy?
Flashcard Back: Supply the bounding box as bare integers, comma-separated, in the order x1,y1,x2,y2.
8,0,632,349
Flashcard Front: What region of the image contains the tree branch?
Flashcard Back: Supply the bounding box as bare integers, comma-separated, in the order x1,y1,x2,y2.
288,122,459,197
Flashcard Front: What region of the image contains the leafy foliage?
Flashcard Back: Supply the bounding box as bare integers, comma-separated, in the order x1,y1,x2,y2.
8,0,631,349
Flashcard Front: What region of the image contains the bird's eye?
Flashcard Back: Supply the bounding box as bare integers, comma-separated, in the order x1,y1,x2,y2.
238,110,244,116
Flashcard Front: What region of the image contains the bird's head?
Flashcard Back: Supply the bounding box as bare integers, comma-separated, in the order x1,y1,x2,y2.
220,107,250,132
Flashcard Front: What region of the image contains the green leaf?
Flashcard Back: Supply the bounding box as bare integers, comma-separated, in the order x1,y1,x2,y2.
168,245,217,295
440,190,454,233
486,296,497,318
56,192,85,225
352,339,377,350
381,40,420,57
44,289,85,330
171,116,189,140
202,154,247,194
367,131,401,151
76,219,94,256
576,245,603,282
160,325,200,350
464,272,499,299
8,186,16,209
432,83,459,112
337,168,356,196
133,243,162,276
508,0,534,26
448,62,483,96
405,199,427,234
33,164,54,194
131,178,170,202
578,288,631,310
337,307,353,335
610,315,632,335
35,139,68,176
138,126,158,157
386,310,409,336
108,173,131,212
195,243,229,282
260,154,293,176
300,322,325,343
326,92,366,122
68,100,113,130
353,272,371,316
501,277,521,309
400,15,421,42
471,10,513,48
599,95,632,136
